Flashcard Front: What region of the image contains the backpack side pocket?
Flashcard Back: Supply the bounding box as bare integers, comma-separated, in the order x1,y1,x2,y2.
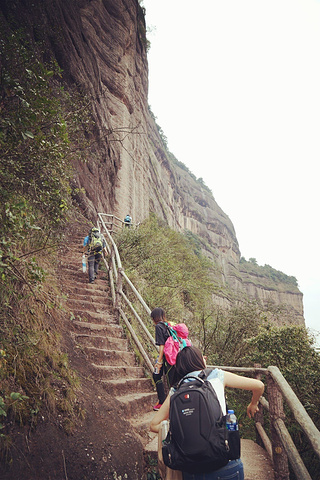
227,429,241,460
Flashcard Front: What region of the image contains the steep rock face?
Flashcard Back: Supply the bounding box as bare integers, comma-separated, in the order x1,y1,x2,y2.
0,0,304,323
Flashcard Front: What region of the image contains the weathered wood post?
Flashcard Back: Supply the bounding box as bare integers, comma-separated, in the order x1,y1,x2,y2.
254,364,264,448
115,267,123,321
108,245,116,309
267,373,290,480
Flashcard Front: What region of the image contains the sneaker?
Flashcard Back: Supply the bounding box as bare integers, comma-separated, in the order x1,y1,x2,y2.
153,402,162,411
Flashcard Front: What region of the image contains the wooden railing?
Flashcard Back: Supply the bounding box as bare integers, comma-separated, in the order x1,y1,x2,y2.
97,213,155,373
96,213,320,480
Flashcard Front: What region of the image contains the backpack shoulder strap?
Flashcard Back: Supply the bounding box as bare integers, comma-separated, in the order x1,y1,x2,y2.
177,374,204,389
164,322,177,337
198,368,214,381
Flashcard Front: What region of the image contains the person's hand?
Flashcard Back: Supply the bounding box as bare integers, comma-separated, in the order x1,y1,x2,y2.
247,401,259,418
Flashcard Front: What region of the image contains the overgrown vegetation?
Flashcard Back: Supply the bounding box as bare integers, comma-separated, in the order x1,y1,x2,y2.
116,213,219,323
244,325,320,480
0,21,89,458
240,257,299,288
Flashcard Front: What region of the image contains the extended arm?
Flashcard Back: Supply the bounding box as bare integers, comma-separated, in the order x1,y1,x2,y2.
224,371,265,418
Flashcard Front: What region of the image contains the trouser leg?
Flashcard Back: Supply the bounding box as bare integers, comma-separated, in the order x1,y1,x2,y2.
164,359,176,388
94,253,102,276
88,254,95,283
153,365,166,404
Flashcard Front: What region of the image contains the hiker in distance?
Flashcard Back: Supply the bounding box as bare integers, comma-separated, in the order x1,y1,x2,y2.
151,307,177,411
124,214,132,227
150,345,265,480
83,227,106,284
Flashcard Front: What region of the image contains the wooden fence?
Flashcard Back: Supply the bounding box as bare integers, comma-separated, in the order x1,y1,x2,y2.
97,212,320,480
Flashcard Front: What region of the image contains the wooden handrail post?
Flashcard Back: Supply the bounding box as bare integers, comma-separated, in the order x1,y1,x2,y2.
108,244,114,271
115,267,123,320
267,373,290,480
254,363,264,449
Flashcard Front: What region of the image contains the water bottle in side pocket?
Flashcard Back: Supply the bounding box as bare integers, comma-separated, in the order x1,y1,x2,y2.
82,254,87,273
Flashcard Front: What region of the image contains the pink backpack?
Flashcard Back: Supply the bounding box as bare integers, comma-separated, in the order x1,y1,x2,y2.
164,322,192,366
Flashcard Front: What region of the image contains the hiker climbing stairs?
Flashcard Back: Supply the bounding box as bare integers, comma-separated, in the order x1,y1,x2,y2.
58,224,158,451
57,221,278,479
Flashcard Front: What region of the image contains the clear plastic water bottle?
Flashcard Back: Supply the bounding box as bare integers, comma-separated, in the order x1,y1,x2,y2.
226,409,238,431
154,356,161,374
161,420,169,442
82,254,87,273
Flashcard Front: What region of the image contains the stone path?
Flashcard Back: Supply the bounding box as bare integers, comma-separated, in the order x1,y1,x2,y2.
241,439,274,480
59,226,158,451
60,222,275,479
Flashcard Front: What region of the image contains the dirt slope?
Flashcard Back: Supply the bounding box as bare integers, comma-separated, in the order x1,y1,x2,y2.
0,219,157,480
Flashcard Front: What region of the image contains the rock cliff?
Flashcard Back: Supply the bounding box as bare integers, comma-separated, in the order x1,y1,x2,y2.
0,0,304,324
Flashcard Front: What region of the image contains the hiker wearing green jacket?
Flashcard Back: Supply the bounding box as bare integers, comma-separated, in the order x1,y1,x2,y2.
83,227,105,284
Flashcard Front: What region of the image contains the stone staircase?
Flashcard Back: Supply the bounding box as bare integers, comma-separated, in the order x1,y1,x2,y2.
59,230,158,458
58,225,274,479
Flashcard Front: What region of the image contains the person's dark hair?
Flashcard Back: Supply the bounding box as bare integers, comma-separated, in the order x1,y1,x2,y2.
150,307,166,324
175,346,206,379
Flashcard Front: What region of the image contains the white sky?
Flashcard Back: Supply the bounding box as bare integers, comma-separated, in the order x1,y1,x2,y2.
142,0,320,341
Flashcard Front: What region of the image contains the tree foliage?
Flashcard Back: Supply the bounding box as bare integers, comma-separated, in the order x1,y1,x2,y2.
116,214,216,322
240,257,298,288
117,216,319,478
244,325,320,480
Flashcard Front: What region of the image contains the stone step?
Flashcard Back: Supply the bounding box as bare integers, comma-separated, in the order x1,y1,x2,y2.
63,272,108,285
68,298,111,313
67,293,110,304
84,346,135,366
69,302,113,313
101,377,154,396
241,439,274,480
130,410,156,443
90,364,145,380
71,310,116,325
144,434,158,454
65,284,110,296
72,321,124,337
61,270,108,284
64,270,105,280
73,333,128,351
115,392,157,418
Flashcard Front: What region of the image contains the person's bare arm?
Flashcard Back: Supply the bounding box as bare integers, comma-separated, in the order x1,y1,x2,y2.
157,345,164,365
150,395,170,433
224,371,264,418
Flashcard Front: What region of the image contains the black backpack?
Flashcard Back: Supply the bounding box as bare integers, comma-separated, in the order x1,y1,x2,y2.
162,368,240,473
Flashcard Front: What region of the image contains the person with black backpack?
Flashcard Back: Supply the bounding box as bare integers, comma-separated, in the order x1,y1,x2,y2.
83,227,106,284
150,345,265,479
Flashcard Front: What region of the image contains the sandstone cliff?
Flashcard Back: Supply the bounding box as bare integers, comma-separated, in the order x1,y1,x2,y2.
0,0,304,323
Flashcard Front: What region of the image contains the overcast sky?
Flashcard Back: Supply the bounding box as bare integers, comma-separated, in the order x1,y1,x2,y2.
142,0,320,342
